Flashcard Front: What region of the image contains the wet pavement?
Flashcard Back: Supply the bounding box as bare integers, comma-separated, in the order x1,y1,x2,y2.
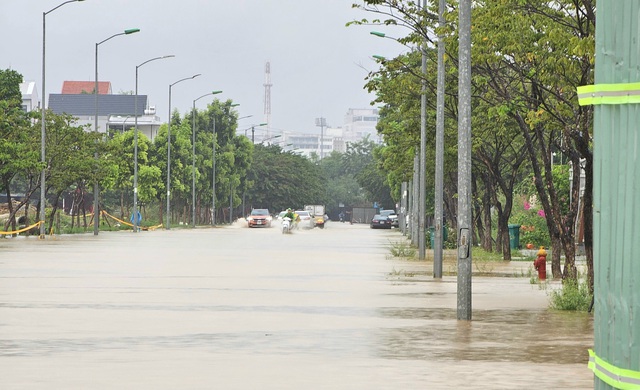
0,222,594,389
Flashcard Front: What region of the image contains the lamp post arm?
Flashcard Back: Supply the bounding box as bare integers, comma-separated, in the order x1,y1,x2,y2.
137,55,174,69
171,74,201,88
45,0,79,15
97,28,140,46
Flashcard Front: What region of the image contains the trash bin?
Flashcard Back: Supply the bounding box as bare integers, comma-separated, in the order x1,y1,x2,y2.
429,226,448,249
508,224,521,249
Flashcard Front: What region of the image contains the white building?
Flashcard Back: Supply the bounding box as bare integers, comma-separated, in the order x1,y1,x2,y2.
343,108,380,144
283,108,380,158
20,81,39,112
107,107,164,141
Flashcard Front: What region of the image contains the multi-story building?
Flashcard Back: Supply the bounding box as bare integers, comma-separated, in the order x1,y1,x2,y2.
281,108,379,158
343,108,380,144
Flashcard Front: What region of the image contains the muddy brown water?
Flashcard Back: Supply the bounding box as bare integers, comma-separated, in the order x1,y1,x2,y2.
0,222,593,389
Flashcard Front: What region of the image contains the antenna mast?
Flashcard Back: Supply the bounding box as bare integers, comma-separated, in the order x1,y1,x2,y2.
263,61,272,137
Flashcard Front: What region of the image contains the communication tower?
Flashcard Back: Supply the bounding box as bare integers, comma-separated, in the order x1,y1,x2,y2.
263,61,272,137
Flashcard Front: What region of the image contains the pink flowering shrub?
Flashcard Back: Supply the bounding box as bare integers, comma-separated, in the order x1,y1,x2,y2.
509,195,550,248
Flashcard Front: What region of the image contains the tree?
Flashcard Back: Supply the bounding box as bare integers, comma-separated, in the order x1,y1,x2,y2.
352,0,595,285
0,69,39,232
40,112,99,231
342,136,394,208
472,0,595,280
318,151,365,214
245,144,325,213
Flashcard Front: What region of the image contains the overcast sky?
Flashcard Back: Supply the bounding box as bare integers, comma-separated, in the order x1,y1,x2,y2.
1,0,406,135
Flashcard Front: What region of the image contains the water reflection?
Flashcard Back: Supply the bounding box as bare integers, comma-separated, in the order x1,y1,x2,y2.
376,308,592,364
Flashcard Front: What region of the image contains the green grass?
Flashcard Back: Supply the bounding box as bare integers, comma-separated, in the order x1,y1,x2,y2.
471,246,504,262
549,278,592,311
388,240,417,259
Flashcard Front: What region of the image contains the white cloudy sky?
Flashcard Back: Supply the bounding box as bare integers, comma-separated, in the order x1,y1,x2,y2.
1,0,407,134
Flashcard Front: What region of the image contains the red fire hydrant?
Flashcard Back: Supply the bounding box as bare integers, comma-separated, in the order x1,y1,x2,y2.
533,246,547,281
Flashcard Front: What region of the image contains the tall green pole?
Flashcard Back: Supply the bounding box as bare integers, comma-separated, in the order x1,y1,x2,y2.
590,1,640,388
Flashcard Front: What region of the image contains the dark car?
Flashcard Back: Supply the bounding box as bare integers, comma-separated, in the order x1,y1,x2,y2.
247,208,272,228
379,209,398,228
370,214,392,229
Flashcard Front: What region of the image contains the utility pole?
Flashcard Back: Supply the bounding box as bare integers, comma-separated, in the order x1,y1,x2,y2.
457,0,472,321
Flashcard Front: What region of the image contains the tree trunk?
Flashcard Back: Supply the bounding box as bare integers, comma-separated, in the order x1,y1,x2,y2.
48,192,63,234
583,160,594,293
482,183,493,252
549,233,562,279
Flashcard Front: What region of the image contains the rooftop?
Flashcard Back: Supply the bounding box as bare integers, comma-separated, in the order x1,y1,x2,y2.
62,81,112,95
48,94,147,117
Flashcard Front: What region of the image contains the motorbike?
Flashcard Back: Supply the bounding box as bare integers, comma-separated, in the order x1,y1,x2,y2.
282,217,292,234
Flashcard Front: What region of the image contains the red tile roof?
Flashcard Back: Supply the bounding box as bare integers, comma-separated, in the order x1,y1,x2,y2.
61,81,112,95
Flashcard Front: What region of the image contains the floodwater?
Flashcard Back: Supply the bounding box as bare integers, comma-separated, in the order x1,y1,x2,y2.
0,222,594,389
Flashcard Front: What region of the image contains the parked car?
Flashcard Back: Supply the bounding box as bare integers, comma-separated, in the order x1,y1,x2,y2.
247,208,272,228
370,214,392,229
379,209,398,228
294,210,314,229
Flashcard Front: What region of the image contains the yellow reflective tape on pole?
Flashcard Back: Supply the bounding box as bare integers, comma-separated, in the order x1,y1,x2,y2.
0,221,43,235
577,82,640,106
588,349,640,389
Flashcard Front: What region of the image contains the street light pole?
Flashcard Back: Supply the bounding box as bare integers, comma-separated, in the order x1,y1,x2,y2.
40,0,84,239
134,55,174,233
121,115,132,133
94,27,140,236
247,123,268,143
434,0,446,278
315,117,326,159
192,91,222,228
212,118,216,226
418,0,427,260
166,74,201,230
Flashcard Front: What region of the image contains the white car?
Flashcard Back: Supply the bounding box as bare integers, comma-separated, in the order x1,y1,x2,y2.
294,210,314,229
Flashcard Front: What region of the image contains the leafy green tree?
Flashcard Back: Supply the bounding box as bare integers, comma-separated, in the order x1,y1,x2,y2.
104,129,155,219
352,0,595,284
318,151,365,214
245,144,325,213
151,100,248,226
164,115,193,225
343,136,394,209
471,0,595,280
0,69,39,231
40,112,100,231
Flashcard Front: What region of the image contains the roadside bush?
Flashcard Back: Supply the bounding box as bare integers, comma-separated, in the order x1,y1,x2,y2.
389,240,416,259
510,195,550,249
549,279,592,311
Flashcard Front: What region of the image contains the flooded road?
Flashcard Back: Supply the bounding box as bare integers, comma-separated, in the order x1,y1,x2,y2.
0,222,593,389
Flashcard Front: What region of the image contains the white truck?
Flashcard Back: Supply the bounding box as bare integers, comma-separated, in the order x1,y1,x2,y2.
304,205,326,228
